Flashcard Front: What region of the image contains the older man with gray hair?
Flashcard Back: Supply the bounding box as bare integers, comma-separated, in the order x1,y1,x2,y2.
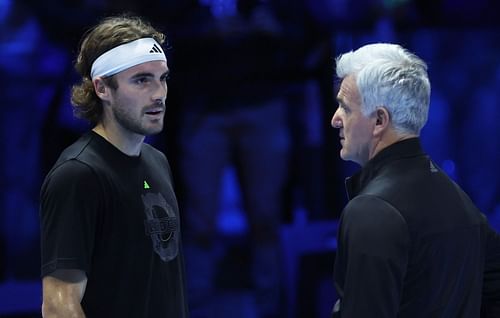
330,43,500,317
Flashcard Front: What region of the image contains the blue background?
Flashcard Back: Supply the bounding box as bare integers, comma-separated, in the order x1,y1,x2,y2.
1,0,499,317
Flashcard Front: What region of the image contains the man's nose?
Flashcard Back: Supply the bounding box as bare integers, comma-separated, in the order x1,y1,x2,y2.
152,81,167,103
331,110,342,128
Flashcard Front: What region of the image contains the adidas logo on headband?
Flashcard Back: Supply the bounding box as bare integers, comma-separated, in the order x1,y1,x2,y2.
90,38,167,79
150,44,163,54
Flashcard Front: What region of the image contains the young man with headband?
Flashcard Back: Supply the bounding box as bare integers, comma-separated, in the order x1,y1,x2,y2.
39,16,189,317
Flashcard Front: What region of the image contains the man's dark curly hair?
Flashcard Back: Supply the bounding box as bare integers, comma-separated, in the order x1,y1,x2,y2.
71,15,165,125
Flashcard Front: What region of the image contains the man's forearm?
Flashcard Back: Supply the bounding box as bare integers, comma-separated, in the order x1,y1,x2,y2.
42,270,88,318
42,300,86,318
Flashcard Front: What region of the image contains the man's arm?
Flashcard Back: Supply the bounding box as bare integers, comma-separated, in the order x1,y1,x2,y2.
336,195,409,317
482,222,500,317
42,269,87,318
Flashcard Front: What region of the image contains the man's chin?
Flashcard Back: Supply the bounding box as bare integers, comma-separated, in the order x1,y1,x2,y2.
340,149,349,161
146,129,163,136
143,124,164,136
340,150,359,165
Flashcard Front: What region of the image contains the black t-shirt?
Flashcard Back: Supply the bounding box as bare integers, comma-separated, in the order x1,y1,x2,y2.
40,131,188,317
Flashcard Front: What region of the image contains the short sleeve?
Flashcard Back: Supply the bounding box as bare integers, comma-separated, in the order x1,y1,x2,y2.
40,160,102,277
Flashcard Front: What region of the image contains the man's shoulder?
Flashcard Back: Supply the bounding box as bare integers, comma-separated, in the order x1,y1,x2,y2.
343,194,408,235
345,194,403,220
45,133,105,183
341,194,410,251
41,157,99,199
57,132,97,162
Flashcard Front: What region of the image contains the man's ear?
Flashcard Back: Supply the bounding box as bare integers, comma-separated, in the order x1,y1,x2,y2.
373,107,390,136
93,77,110,102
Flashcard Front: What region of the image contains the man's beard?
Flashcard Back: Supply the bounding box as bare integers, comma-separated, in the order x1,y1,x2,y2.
112,102,165,136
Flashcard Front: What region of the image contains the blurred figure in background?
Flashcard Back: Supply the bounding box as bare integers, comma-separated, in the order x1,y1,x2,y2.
173,1,291,316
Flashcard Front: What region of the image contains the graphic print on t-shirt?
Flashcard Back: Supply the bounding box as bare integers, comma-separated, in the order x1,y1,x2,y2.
142,192,179,262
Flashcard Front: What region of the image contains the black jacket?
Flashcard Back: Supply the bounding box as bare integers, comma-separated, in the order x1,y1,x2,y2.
333,138,500,317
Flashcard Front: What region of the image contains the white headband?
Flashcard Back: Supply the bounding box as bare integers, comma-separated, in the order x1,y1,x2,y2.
90,38,166,80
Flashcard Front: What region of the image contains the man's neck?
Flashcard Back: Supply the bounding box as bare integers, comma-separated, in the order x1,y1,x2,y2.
92,122,144,156
368,130,418,165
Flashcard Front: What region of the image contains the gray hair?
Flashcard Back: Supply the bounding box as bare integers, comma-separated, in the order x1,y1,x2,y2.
336,43,431,135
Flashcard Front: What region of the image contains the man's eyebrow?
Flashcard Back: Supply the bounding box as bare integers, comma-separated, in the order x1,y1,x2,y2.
336,96,345,104
130,69,170,79
130,72,154,79
161,69,170,78
336,96,350,110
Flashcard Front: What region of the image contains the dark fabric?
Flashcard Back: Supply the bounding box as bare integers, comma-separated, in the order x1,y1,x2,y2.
333,138,500,318
40,131,188,318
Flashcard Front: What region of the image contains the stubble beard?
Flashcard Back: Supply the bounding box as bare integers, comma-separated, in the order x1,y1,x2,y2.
112,103,164,137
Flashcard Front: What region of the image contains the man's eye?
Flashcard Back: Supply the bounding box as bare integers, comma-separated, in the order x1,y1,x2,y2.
135,78,149,84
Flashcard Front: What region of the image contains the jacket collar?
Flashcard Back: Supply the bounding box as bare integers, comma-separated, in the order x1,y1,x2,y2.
345,137,426,200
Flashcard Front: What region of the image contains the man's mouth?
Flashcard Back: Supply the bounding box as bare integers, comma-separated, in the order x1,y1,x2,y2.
146,110,162,115
144,108,164,116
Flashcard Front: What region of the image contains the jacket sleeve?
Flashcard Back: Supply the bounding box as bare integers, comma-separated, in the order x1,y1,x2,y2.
335,195,410,318
481,221,500,317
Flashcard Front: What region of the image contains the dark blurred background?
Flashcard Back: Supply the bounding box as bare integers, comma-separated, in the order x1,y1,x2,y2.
0,0,499,317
